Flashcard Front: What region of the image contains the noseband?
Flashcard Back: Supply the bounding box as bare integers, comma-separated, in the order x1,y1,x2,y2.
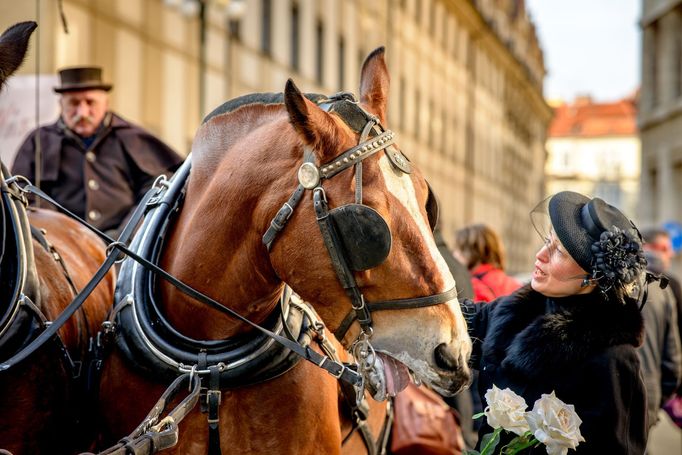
263,93,457,342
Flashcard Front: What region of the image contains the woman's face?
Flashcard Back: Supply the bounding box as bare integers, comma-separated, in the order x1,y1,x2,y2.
531,230,595,297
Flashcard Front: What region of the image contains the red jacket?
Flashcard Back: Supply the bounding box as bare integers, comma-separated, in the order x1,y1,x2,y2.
470,263,521,302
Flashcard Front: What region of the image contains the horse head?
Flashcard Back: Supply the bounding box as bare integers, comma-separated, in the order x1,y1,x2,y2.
161,47,470,405
0,21,36,90
268,48,472,399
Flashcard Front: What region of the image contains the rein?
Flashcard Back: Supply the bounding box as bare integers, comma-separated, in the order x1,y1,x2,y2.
1,176,363,385
94,373,202,455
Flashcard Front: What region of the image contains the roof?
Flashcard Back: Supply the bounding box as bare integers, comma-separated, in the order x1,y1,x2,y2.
548,96,638,138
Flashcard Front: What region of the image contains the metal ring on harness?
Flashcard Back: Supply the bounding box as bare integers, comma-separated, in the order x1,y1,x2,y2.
105,241,128,263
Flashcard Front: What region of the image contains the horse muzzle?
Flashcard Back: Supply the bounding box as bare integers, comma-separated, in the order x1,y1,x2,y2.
430,342,472,396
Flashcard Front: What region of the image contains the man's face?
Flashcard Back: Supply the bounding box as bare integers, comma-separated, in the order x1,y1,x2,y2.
647,234,674,270
60,89,109,137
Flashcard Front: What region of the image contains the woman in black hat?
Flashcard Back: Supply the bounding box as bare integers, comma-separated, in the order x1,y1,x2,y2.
463,191,652,454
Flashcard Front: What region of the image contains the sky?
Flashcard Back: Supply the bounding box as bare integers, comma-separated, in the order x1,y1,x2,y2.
524,0,641,103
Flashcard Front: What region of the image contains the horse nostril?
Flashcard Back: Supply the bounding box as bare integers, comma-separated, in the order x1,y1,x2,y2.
434,343,458,371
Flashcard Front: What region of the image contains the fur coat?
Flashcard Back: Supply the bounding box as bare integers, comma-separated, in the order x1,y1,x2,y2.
468,284,647,454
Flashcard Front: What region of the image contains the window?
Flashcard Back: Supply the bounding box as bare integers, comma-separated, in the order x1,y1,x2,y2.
261,0,272,56
229,19,241,41
673,5,682,98
316,20,325,85
338,36,345,90
415,89,421,138
291,3,300,70
399,77,406,131
428,99,435,149
648,22,659,108
677,33,682,98
441,108,448,154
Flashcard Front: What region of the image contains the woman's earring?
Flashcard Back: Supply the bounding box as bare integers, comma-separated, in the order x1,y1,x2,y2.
581,277,591,288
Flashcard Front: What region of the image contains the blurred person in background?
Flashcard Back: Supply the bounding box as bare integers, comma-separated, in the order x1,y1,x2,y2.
642,228,682,342
642,228,682,433
637,249,681,443
12,66,182,237
434,223,476,449
453,223,521,302
452,223,522,438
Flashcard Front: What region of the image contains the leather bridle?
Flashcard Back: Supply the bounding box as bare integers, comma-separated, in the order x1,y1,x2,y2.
263,93,457,343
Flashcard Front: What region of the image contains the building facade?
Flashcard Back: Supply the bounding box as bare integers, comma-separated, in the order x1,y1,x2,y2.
639,0,682,272
0,0,551,274
546,96,640,221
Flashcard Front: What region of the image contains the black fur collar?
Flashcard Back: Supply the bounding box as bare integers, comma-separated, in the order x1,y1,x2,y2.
482,285,644,379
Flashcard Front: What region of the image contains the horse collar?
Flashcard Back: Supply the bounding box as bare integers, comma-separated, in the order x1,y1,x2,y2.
111,161,319,388
0,165,81,378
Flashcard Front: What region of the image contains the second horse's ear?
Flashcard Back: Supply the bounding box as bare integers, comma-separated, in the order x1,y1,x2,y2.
359,47,389,124
0,21,37,89
284,79,344,162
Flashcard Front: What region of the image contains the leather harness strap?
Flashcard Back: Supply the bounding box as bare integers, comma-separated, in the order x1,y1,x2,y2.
262,184,306,251
313,188,371,329
206,365,222,455
334,287,459,340
95,373,202,455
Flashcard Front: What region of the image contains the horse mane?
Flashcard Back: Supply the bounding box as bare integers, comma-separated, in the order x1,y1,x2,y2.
193,92,325,179
202,92,325,124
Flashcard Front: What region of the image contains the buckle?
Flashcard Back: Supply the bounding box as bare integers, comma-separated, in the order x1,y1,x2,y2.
328,360,346,379
206,389,222,406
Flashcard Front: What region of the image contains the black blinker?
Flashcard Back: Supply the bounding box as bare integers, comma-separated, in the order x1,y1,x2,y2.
329,204,391,271
425,182,439,232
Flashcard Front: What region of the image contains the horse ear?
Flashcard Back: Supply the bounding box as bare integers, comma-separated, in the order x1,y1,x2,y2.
359,46,389,124
284,78,340,161
0,22,37,89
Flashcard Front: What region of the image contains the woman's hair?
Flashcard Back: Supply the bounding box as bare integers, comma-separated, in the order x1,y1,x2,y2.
454,224,506,270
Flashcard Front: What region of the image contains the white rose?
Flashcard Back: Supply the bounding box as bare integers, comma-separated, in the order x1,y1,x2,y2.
483,385,530,436
526,391,586,455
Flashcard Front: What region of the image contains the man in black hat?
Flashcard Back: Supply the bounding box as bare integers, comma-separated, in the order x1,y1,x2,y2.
12,66,182,236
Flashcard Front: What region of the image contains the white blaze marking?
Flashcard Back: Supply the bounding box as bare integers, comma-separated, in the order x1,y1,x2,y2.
378,156,456,293
376,156,473,384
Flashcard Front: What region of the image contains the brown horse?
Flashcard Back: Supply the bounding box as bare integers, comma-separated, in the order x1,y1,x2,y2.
97,47,471,454
0,22,115,455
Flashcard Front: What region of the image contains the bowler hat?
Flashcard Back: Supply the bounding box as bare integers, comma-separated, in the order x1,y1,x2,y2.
548,191,644,286
54,66,112,93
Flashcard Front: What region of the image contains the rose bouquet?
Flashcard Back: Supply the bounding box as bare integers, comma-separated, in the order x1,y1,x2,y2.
465,385,585,455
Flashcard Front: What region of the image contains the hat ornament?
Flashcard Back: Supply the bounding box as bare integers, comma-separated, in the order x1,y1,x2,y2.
590,226,647,292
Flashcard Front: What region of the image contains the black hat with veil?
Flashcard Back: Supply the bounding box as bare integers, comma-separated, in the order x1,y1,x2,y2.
530,191,648,298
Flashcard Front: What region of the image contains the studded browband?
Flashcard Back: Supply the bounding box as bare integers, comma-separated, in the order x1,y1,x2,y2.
262,122,394,250
317,130,395,180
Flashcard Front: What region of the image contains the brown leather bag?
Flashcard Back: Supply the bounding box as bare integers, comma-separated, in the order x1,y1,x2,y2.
390,383,464,455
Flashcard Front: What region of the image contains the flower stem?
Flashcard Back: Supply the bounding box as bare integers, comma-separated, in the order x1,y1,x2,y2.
480,428,503,455
503,437,541,455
